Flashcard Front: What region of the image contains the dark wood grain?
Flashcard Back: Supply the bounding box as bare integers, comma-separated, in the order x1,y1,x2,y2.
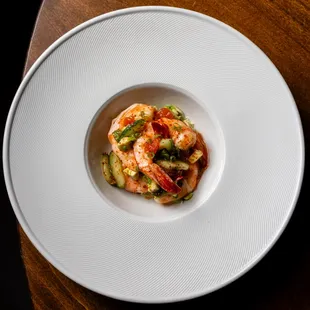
21,0,310,309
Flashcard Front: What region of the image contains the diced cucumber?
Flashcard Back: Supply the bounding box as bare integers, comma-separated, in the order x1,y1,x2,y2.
118,137,136,151
183,192,194,201
188,149,203,164
148,180,160,193
101,154,116,185
109,152,126,188
165,105,185,120
123,167,139,179
156,160,189,170
159,139,173,151
153,195,181,204
118,119,145,141
112,129,122,142
141,174,161,193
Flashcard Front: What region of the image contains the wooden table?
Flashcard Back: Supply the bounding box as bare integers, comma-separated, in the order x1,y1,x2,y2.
21,0,310,309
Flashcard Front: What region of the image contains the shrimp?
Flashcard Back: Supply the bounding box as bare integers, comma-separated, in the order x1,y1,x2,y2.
193,132,209,170
108,104,156,171
133,122,181,194
124,174,149,194
110,103,155,131
109,140,137,172
154,162,199,204
157,118,197,150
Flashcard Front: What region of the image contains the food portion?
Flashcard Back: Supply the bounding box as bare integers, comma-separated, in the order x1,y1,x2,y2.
101,103,208,204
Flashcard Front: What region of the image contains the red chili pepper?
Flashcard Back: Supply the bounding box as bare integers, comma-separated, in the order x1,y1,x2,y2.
151,121,169,138
155,107,175,120
122,116,135,126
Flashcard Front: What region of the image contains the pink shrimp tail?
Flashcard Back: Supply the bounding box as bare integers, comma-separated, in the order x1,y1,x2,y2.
150,164,181,194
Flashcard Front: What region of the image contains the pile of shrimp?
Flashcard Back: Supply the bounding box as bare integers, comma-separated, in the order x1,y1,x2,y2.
107,103,208,204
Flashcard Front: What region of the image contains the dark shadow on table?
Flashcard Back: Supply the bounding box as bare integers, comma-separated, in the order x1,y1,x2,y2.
1,1,42,309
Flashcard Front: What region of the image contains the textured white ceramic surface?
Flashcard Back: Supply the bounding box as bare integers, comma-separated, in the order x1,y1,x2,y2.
3,7,304,303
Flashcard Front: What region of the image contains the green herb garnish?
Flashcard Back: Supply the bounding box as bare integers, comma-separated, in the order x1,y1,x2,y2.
157,149,170,160
142,175,152,184
112,129,122,142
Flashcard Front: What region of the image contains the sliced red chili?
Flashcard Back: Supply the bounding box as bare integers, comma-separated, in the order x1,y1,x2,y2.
155,107,175,120
151,121,169,138
122,116,135,127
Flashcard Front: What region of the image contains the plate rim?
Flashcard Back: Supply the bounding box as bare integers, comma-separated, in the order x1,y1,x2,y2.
3,6,305,303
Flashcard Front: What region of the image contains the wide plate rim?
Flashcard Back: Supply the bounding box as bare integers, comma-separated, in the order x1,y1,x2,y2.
3,6,305,303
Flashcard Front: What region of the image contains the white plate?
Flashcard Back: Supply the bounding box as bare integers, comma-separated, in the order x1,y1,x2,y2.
3,6,304,303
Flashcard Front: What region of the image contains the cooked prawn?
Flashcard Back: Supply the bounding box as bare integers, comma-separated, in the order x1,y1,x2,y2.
109,103,155,132
154,162,199,204
108,104,156,171
157,118,197,150
193,132,208,170
124,174,149,194
133,122,181,194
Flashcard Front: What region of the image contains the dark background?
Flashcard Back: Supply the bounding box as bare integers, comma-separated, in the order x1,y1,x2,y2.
1,1,309,310
2,1,41,309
